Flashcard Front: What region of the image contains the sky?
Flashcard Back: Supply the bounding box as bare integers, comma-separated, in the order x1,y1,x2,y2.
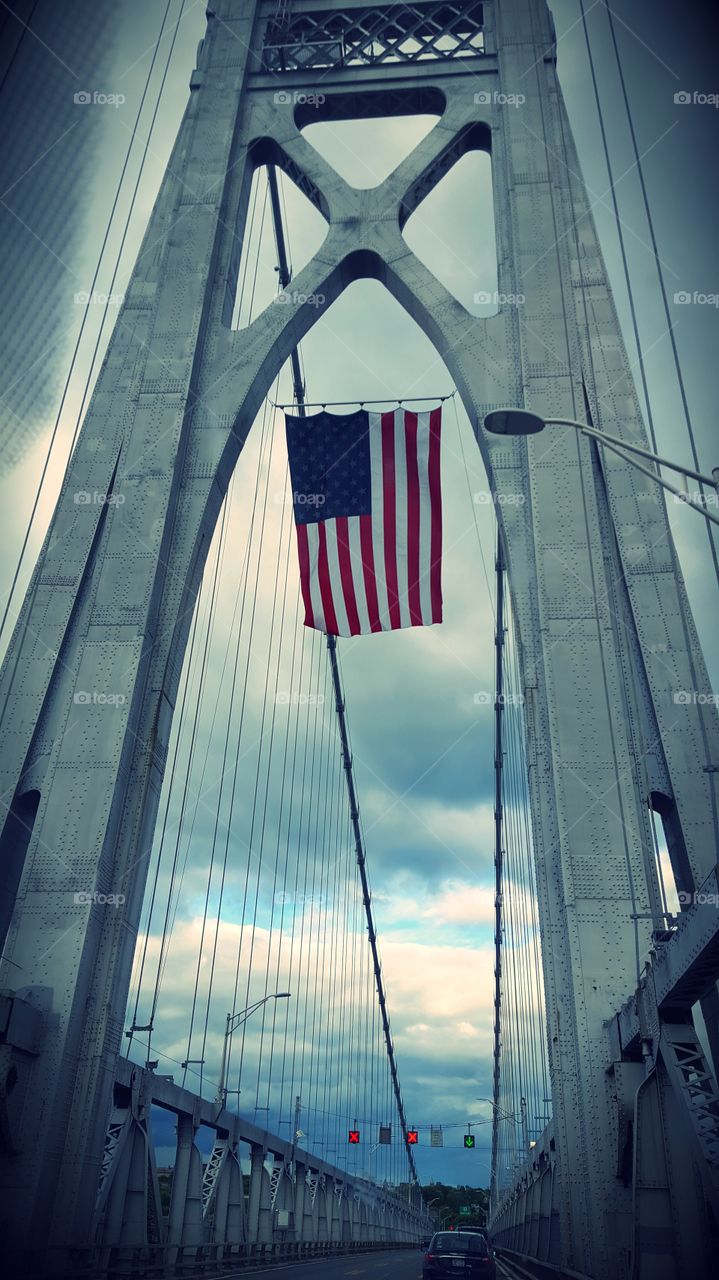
1,0,719,1191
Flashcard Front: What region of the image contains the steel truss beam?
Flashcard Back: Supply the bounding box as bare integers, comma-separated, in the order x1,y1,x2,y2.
85,1057,425,1275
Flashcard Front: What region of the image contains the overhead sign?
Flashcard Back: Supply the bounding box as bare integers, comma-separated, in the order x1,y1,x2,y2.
430,1126,443,1147
379,1126,392,1145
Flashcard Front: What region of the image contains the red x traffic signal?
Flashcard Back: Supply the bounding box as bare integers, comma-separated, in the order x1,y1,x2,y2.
348,1130,360,1144
406,1130,418,1145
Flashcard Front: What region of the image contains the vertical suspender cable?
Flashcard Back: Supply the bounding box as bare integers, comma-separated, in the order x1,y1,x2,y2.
490,531,505,1215
266,162,419,1187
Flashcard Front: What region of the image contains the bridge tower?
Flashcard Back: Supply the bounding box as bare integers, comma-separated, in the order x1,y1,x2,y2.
1,1,717,1276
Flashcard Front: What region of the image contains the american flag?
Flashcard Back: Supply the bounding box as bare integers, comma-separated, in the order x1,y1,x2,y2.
284,406,443,637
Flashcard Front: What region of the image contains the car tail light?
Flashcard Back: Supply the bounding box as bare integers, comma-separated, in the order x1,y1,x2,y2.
424,1251,436,1260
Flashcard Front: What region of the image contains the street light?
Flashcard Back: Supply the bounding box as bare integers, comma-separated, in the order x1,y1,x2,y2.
215,992,291,1104
475,1096,520,1125
484,409,719,528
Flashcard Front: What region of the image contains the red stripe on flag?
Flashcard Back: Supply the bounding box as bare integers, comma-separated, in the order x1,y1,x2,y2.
335,516,361,636
296,524,315,628
404,411,422,626
359,515,381,632
428,407,443,623
381,411,401,630
316,522,339,635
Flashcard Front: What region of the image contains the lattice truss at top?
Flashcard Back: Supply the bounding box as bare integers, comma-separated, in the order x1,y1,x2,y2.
263,2,486,71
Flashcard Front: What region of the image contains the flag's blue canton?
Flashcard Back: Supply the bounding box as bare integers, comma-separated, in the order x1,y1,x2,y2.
285,409,373,525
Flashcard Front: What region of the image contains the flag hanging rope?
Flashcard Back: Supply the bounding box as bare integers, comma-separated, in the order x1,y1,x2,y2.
273,393,455,409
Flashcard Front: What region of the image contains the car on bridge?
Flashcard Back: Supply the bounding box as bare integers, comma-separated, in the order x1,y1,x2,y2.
423,1230,496,1277
453,1227,494,1252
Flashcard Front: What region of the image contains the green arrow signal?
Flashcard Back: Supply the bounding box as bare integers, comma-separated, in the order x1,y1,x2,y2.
464,1134,475,1149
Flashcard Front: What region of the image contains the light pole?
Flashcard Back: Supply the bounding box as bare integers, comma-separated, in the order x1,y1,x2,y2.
475,1096,521,1126
426,1195,440,1221
215,992,291,1105
484,409,719,528
476,1095,527,1214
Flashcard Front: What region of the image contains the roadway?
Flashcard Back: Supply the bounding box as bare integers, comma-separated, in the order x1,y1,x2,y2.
222,1251,424,1278
218,1249,535,1279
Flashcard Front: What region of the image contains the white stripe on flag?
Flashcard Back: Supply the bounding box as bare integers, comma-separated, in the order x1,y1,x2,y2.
415,410,434,626
325,517,351,638
393,408,411,629
368,411,390,630
305,522,326,633
348,515,371,634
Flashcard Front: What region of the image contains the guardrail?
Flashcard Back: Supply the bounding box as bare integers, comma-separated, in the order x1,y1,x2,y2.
496,1247,594,1280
